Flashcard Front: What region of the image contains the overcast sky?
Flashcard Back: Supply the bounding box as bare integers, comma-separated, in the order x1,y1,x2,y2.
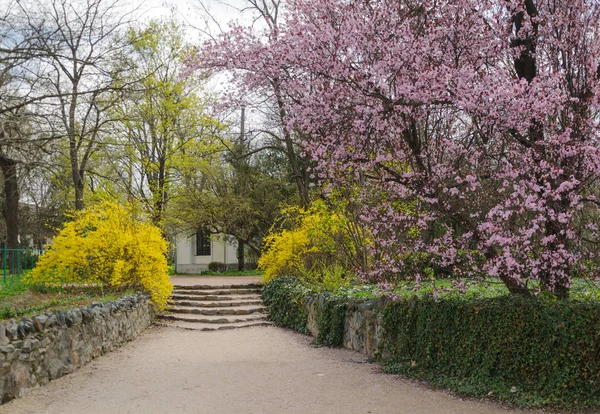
130,0,257,43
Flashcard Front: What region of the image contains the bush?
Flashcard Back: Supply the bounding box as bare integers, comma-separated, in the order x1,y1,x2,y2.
25,202,172,310
262,277,347,346
380,296,600,410
258,200,363,286
208,261,228,273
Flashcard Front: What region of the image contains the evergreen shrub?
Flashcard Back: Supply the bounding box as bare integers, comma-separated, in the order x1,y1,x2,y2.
208,262,228,273
380,296,600,409
315,295,347,347
262,277,311,333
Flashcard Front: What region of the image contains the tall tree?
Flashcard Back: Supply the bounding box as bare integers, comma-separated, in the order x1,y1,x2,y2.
190,0,600,296
190,0,312,207
170,138,295,261
0,1,54,249
17,0,134,211
110,20,222,228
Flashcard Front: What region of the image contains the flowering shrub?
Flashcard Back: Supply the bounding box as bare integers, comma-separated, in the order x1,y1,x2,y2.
258,200,363,285
26,202,172,310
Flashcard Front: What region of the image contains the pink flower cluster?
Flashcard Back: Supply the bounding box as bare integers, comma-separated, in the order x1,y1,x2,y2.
188,0,600,295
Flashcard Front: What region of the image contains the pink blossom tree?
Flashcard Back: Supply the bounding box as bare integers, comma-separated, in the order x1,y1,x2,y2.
189,0,600,297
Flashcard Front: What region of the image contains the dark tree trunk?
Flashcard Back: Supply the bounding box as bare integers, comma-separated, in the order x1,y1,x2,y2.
512,0,539,84
272,80,310,208
0,153,19,251
74,171,85,211
237,238,245,271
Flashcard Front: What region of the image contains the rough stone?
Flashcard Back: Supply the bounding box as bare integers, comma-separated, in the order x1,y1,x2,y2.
21,318,34,334
56,311,66,327
81,309,92,324
8,323,17,341
0,324,8,345
301,293,385,359
16,323,27,339
33,316,48,332
72,309,83,325
64,311,74,327
6,349,21,361
48,359,65,380
0,345,15,354
22,339,32,353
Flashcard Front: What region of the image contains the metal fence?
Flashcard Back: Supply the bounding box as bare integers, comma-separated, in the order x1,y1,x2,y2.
1,247,44,283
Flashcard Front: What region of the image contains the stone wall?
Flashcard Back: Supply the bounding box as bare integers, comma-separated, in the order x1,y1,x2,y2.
0,293,154,404
302,295,387,359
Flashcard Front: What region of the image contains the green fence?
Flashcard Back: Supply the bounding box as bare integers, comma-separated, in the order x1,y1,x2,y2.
1,247,44,283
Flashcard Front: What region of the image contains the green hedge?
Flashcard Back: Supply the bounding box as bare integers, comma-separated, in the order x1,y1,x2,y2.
315,295,346,347
262,277,311,333
380,296,600,409
262,277,346,346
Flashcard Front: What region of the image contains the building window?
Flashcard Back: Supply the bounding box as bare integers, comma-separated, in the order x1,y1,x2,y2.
196,231,211,256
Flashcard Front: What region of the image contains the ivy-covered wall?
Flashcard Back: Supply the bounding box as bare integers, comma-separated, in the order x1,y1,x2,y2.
263,278,386,356
262,278,600,410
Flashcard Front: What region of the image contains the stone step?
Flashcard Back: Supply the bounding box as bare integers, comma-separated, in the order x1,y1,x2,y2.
173,284,262,290
158,313,268,324
174,289,262,296
155,320,273,332
167,306,265,316
171,294,261,301
170,299,264,308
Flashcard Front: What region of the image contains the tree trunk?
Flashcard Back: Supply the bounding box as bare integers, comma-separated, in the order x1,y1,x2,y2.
237,238,245,271
74,171,85,211
272,80,310,208
0,152,20,277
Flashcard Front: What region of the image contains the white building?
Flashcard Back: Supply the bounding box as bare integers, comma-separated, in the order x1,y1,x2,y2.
175,231,240,273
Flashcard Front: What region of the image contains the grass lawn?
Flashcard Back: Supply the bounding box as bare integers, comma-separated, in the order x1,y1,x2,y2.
333,277,600,301
0,277,135,321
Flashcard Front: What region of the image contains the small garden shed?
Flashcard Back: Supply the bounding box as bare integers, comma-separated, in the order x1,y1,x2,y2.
175,231,240,273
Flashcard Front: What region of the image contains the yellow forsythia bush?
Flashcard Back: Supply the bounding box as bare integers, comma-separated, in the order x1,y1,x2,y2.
26,202,172,310
258,200,360,286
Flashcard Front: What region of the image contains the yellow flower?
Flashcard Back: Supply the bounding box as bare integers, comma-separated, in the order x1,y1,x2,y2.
25,201,172,310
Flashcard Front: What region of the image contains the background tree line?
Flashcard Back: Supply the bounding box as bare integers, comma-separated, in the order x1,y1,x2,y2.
0,0,300,267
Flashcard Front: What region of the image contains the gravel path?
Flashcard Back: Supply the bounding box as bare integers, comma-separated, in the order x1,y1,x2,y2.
0,325,526,414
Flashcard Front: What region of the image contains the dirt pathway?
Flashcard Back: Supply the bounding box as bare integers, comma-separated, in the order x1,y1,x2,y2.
0,324,528,414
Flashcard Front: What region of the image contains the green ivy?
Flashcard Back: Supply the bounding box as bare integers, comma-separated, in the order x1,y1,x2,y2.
316,295,347,347
262,277,310,333
380,296,600,410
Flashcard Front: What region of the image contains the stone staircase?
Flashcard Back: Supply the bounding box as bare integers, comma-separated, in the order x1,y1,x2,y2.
157,283,271,331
